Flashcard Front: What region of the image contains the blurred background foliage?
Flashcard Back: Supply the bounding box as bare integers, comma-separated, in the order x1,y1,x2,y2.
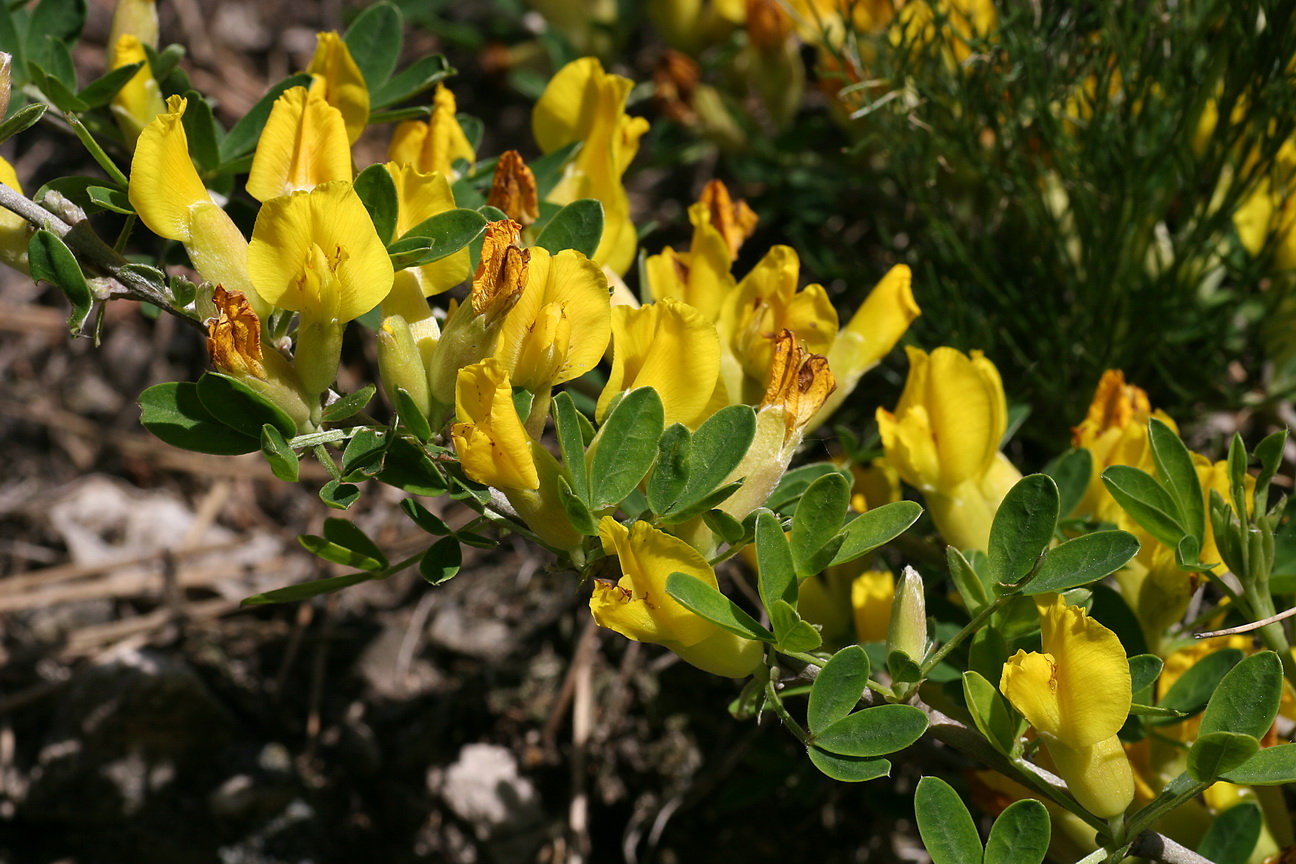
401,0,1296,460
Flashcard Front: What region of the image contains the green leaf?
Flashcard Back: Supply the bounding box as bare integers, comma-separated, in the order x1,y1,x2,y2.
806,748,890,783
29,0,84,45
1023,530,1140,594
664,405,755,518
984,799,1049,864
534,199,604,258
914,777,982,864
658,481,742,524
702,509,744,545
1148,417,1205,543
1221,742,1296,785
807,644,871,733
76,61,142,108
28,229,90,334
241,572,372,606
790,472,851,578
1153,648,1244,724
420,536,462,585
390,208,487,269
377,438,448,495
1254,429,1288,514
0,102,46,145
1187,731,1261,783
1128,654,1164,695
1101,465,1185,549
987,474,1059,586
220,73,313,162
770,599,822,653
370,54,453,109
1199,651,1282,739
589,387,664,511
86,185,133,214
393,387,433,442
1046,448,1093,518
756,511,797,610
139,381,259,455
557,475,598,536
963,671,1022,756
320,480,360,510
765,463,849,515
553,391,590,504
344,1,402,89
400,498,451,535
812,704,928,757
830,501,923,567
647,423,690,514
63,111,127,187
1196,801,1262,864
341,428,389,479
195,372,298,439
260,424,299,482
354,163,399,243
529,140,582,197
322,384,376,423
300,531,384,572
324,517,388,567
180,90,221,171
664,572,774,642
948,546,990,614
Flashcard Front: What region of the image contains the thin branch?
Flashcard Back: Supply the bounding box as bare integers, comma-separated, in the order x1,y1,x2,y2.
0,182,200,329
1196,603,1296,638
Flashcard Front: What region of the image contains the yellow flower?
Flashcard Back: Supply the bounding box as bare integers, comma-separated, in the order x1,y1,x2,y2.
383,161,471,306
811,264,921,430
493,247,611,392
108,0,158,52
597,298,721,428
247,180,394,396
877,346,1021,551
246,87,352,203
590,516,763,677
1071,369,1177,523
0,156,30,273
108,34,165,147
451,359,540,491
450,359,583,550
716,329,835,520
1000,595,1135,819
390,84,475,178
852,569,896,643
128,96,267,317
305,31,369,145
247,180,393,324
533,57,650,276
644,180,753,321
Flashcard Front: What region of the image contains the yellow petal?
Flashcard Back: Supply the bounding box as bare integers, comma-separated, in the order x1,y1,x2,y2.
0,155,29,272
247,87,353,202
927,347,1006,487
248,180,394,322
450,359,539,490
1038,595,1132,745
386,161,470,296
876,402,941,492
306,31,369,144
494,246,611,389
1000,648,1065,739
598,298,721,428
108,0,158,54
388,84,475,177
851,569,895,642
590,517,721,647
109,34,165,147
1047,736,1135,818
128,95,212,242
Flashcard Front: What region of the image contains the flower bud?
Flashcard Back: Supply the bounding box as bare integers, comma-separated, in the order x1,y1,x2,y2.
377,314,433,420
0,52,12,121
886,565,928,663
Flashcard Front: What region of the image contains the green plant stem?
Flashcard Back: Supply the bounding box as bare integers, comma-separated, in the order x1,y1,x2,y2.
1124,772,1210,839
765,671,809,744
920,594,1011,677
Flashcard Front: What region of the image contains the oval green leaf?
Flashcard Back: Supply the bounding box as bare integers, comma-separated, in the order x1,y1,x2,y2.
914,776,982,864
195,372,298,439
807,748,890,783
420,536,462,585
812,703,928,757
830,500,923,567
664,571,773,643
1199,651,1282,739
1101,465,1185,549
808,644,871,734
139,381,259,455
985,799,1049,864
987,474,1059,586
790,472,851,578
1221,742,1296,785
589,387,664,510
1023,530,1140,595
535,198,604,258
1188,731,1261,783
